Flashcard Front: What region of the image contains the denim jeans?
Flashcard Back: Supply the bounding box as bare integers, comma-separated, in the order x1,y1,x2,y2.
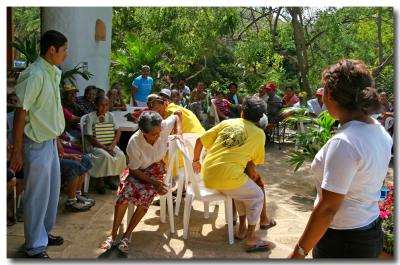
312,219,383,258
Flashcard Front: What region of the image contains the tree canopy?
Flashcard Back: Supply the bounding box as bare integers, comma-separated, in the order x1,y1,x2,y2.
11,7,394,98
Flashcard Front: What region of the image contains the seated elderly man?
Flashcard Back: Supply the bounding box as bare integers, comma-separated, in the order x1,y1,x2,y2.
192,96,273,252
99,110,182,253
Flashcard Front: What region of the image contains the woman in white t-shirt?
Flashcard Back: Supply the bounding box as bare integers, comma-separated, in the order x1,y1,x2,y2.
99,110,182,253
289,59,392,259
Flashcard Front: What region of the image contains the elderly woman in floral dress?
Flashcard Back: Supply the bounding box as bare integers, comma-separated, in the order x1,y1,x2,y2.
99,110,182,253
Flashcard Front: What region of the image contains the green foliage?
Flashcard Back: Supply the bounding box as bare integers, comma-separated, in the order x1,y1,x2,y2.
110,34,167,101
382,206,394,255
287,111,336,171
111,7,242,92
12,7,40,42
60,63,94,89
10,37,39,66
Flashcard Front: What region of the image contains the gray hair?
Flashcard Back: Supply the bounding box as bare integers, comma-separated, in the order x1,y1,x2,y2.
142,65,150,70
138,111,163,133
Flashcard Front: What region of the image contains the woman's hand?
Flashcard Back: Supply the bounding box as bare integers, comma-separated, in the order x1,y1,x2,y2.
153,180,169,195
106,145,115,156
192,160,201,174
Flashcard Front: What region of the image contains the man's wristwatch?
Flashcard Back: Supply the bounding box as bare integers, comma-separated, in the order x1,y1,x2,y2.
297,243,308,256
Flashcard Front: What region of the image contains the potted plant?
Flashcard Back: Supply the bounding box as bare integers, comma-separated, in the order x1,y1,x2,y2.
285,110,336,171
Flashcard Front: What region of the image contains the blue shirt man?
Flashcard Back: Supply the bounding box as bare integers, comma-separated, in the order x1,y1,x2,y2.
131,65,154,107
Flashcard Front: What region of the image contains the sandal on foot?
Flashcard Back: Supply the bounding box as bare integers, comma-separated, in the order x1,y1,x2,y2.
260,219,277,230
99,236,116,250
245,239,271,253
118,237,130,253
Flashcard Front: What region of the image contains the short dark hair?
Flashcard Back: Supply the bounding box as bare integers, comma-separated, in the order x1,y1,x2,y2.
138,111,163,133
321,59,380,115
40,30,68,56
84,85,97,98
242,96,267,123
228,82,238,89
94,95,108,106
111,82,121,89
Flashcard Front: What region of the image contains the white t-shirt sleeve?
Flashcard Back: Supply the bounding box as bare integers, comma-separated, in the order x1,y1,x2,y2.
321,138,360,195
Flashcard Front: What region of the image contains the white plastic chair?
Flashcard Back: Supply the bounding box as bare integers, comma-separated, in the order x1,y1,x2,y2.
158,137,179,234
172,133,202,216
210,99,221,125
176,140,234,245
79,114,91,193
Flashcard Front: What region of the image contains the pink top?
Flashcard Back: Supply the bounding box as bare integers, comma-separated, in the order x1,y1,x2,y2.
214,99,230,116
282,94,299,107
63,107,73,121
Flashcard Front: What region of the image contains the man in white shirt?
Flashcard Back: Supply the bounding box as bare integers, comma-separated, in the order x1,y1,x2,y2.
307,88,326,117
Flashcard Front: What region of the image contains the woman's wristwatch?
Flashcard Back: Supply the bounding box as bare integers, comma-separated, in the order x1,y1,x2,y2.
297,243,308,257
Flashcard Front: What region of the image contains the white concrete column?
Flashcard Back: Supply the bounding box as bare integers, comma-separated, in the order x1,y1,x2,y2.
41,7,112,95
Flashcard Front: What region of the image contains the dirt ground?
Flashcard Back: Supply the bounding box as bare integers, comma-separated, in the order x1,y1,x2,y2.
6,141,394,260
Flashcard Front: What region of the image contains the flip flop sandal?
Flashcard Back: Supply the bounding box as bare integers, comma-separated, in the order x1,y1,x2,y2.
245,240,271,253
260,219,277,230
99,236,116,250
118,237,130,253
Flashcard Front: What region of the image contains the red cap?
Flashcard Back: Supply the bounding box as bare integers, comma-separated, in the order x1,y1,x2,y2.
316,87,324,96
265,83,276,91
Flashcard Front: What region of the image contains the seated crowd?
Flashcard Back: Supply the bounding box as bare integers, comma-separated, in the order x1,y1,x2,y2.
7,31,393,258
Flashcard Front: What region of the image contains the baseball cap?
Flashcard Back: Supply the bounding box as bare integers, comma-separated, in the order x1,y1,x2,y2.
316,87,324,96
159,88,171,99
63,84,79,93
265,83,276,91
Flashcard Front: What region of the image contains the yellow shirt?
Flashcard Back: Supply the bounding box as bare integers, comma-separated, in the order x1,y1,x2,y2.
164,103,205,134
200,118,265,190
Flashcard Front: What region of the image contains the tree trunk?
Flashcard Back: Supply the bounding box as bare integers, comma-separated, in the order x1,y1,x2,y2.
287,7,311,96
377,7,383,63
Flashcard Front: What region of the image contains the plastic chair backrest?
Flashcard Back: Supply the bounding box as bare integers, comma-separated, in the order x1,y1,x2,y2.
165,138,180,185
80,114,89,153
210,99,220,124
176,139,202,199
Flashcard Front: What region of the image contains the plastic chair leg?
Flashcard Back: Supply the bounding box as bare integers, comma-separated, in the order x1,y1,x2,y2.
166,190,175,234
174,172,185,216
182,194,193,240
160,195,167,223
226,197,234,245
83,173,90,193
125,204,135,241
203,201,210,219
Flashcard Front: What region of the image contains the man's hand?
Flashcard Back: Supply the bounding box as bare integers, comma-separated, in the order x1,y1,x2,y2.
9,149,23,173
57,140,64,159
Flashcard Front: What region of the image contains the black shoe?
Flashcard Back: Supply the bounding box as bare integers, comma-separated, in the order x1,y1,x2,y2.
26,251,50,258
65,201,92,212
48,234,64,246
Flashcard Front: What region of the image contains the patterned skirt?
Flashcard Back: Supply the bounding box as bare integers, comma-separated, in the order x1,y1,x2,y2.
115,161,166,209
